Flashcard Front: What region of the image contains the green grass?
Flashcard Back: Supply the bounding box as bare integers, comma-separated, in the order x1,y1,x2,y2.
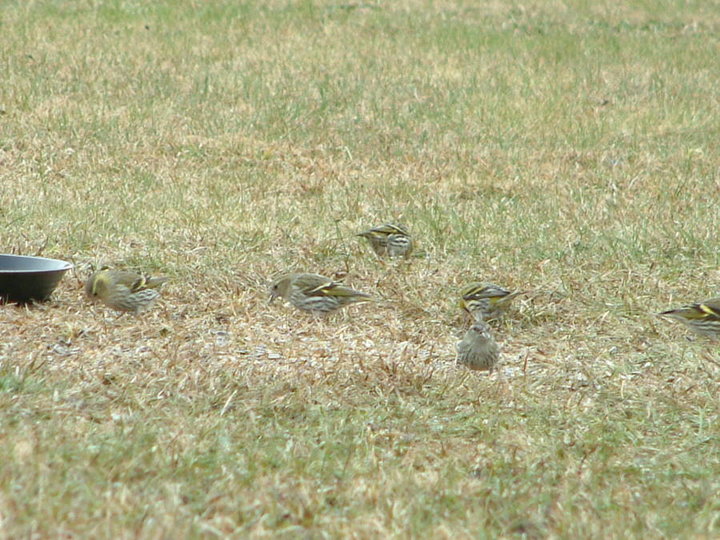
2,0,720,537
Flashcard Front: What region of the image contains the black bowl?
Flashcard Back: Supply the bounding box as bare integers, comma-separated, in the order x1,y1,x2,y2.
0,254,73,303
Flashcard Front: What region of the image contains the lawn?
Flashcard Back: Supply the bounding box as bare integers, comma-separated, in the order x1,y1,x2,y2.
1,0,720,537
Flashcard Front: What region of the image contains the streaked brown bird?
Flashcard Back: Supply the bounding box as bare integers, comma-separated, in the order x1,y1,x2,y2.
456,321,500,372
460,282,523,322
357,223,413,258
85,269,168,314
269,272,372,314
659,297,720,340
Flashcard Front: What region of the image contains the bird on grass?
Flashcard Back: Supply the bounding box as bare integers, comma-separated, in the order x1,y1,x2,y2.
357,223,413,259
456,321,500,372
85,268,168,314
460,282,524,322
659,297,720,340
269,272,372,314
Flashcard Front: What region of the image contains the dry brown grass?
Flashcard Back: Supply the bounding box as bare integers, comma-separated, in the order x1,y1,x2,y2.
2,0,720,537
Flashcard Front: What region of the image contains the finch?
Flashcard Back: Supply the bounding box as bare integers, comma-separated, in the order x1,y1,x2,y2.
85,268,167,314
456,321,500,372
357,223,413,258
460,282,523,322
659,297,720,340
269,272,372,314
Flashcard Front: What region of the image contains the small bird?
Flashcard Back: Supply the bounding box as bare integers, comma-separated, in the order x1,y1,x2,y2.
456,321,500,372
269,273,372,314
460,282,523,322
85,268,168,314
357,223,413,258
659,297,720,340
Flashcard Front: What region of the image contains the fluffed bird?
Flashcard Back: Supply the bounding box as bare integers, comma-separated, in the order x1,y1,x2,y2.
269,272,372,314
357,223,413,258
659,297,720,340
460,282,523,322
456,321,500,372
85,269,168,314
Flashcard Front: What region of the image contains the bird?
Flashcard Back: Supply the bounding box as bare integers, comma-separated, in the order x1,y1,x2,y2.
269,273,372,314
357,223,413,258
456,321,500,372
84,268,168,314
459,282,523,322
659,297,720,340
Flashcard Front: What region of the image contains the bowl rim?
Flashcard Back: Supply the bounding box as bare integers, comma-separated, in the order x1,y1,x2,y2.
0,254,74,273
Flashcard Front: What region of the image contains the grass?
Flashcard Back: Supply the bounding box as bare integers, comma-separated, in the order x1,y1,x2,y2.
2,0,720,537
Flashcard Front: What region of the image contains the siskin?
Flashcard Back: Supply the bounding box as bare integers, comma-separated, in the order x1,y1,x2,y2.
357,223,413,258
659,297,720,340
269,272,372,314
460,282,523,322
85,269,168,314
456,321,500,372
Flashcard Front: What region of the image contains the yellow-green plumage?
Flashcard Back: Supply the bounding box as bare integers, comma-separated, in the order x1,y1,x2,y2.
269,273,372,314
460,282,522,322
659,297,720,339
85,269,168,314
357,223,413,258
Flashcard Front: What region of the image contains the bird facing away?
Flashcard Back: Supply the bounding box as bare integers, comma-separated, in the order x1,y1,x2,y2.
357,223,413,258
269,272,372,314
460,282,523,322
85,269,168,314
456,321,500,372
659,297,720,340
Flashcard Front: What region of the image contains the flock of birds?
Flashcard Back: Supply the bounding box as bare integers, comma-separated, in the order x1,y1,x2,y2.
84,222,720,373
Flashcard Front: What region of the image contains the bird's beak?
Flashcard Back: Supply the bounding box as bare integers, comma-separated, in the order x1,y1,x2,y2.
269,291,277,303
